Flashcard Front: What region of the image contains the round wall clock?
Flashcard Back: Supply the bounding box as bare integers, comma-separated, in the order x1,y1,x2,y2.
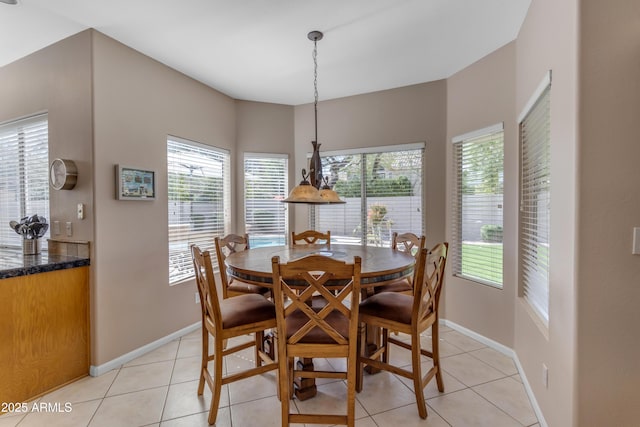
49,158,78,190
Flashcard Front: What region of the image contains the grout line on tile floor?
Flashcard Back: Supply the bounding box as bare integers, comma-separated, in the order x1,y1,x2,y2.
158,354,177,425
468,386,528,427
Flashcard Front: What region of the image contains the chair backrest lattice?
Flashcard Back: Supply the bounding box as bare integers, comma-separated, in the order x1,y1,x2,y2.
291,230,331,246
191,245,223,334
214,233,250,298
392,232,426,259
271,255,361,346
412,243,448,325
216,233,250,258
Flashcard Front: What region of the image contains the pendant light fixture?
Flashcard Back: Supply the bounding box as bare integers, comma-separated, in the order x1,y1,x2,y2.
283,31,344,204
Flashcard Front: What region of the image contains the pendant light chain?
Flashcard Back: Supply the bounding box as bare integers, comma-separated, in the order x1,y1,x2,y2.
281,30,344,204
313,38,319,143
313,39,319,106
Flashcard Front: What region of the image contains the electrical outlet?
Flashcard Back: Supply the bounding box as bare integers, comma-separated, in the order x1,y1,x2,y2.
195,292,200,304
77,203,85,220
542,363,549,388
65,221,72,237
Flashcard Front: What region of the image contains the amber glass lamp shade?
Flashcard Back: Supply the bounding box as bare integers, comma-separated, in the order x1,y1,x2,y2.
319,181,345,203
283,170,326,204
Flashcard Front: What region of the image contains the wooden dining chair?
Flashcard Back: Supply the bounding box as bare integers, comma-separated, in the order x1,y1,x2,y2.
191,245,278,425
291,230,331,245
215,233,270,299
357,242,448,419
290,229,333,307
271,254,362,427
374,232,426,295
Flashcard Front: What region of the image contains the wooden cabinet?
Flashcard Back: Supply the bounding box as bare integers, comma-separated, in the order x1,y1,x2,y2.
0,266,89,403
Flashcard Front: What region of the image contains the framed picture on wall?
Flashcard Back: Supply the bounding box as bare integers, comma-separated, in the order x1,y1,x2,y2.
115,165,155,200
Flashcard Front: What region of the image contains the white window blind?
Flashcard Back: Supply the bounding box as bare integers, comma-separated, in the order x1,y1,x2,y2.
0,114,49,249
313,144,424,247
452,125,504,287
519,84,551,324
244,153,288,247
167,136,230,284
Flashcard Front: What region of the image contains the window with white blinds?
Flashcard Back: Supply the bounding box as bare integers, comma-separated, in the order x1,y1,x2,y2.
244,153,288,247
167,136,230,284
519,80,551,324
451,124,504,288
0,114,49,249
313,144,424,247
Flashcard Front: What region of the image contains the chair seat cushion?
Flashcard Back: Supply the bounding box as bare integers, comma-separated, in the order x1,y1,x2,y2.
373,279,412,294
359,292,413,325
286,309,349,344
228,280,270,295
221,293,276,329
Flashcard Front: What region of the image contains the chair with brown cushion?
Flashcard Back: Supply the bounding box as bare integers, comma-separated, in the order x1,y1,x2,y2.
357,243,448,419
191,245,278,425
271,254,362,427
215,233,270,298
291,230,331,245
374,232,426,295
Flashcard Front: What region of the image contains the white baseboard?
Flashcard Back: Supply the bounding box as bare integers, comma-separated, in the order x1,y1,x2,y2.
441,318,548,427
89,322,200,377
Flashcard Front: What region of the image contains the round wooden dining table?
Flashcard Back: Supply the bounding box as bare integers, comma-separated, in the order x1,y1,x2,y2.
224,243,416,400
224,243,415,288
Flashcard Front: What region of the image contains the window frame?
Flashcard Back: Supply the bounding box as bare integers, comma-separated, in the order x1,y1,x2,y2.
0,113,50,250
518,71,552,325
243,152,289,248
451,123,505,288
311,142,425,247
167,135,230,285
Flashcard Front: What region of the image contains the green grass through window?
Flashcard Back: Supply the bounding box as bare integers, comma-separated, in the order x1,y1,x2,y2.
460,243,503,285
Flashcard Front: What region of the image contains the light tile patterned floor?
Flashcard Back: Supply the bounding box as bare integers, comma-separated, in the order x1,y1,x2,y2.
0,326,540,427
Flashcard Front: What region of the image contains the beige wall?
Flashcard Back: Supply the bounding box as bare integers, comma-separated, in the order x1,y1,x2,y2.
91,31,237,364
514,0,579,425
0,31,94,243
577,0,640,424
234,100,295,234
292,81,447,244
445,42,517,346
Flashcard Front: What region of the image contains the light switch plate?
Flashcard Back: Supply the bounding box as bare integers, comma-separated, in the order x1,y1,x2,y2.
65,221,72,237
633,227,640,255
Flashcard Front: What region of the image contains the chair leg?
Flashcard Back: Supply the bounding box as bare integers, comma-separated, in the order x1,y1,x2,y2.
356,322,365,392
288,358,295,399
432,322,444,392
255,331,264,367
278,356,291,427
411,332,428,419
381,328,390,364
198,328,208,395
347,348,357,427
208,339,224,425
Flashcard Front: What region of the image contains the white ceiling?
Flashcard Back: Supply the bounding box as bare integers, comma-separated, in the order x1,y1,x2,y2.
0,0,530,105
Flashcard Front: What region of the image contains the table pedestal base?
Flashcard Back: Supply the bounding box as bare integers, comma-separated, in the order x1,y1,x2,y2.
294,358,317,400
362,293,382,375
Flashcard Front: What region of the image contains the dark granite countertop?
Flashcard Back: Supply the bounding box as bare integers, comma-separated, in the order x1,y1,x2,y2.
0,248,90,279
